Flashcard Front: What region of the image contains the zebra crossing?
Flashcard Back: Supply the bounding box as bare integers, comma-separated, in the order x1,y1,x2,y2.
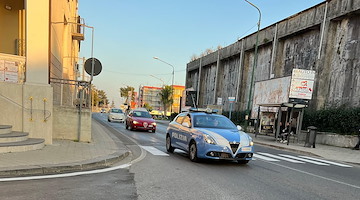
139,146,353,168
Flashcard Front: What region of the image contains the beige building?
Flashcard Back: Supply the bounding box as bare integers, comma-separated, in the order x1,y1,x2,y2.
0,0,91,152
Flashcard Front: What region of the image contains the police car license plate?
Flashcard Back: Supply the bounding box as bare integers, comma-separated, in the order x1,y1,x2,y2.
221,153,230,158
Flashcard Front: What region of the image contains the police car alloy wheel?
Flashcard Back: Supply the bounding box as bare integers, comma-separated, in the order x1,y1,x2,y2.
166,135,174,153
189,142,198,162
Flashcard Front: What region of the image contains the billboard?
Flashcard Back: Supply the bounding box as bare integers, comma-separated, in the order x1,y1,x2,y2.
252,76,292,118
289,69,316,100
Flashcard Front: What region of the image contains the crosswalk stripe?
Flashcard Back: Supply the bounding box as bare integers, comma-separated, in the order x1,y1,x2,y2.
139,146,169,156
257,152,305,163
253,154,280,161
299,156,352,168
278,154,329,166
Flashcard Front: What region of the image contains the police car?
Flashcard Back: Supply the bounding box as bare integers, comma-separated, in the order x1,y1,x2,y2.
166,108,254,164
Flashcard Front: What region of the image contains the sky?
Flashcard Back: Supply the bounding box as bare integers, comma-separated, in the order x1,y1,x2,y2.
78,0,325,107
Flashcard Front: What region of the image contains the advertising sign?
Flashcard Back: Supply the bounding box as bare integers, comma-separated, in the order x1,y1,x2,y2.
217,97,222,105
289,69,316,100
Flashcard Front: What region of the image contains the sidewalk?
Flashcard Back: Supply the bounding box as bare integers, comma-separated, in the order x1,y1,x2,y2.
0,119,130,177
1,119,359,177
248,132,360,165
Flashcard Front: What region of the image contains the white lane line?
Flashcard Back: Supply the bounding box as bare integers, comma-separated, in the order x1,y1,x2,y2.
139,146,169,156
279,154,330,166
0,163,132,182
299,156,352,168
253,153,280,161
257,152,305,163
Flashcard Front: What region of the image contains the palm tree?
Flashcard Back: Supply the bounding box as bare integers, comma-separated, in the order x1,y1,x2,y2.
159,85,173,118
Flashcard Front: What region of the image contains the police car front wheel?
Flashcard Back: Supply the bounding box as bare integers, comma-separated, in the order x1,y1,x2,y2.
189,142,198,162
166,135,174,153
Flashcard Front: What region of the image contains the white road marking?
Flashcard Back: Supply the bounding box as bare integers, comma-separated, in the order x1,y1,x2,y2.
279,154,329,166
299,156,352,168
257,152,305,163
139,146,169,156
0,163,132,182
253,153,280,161
262,160,360,189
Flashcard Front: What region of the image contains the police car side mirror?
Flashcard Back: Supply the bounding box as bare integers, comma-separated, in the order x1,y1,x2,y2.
237,125,243,131
182,122,190,128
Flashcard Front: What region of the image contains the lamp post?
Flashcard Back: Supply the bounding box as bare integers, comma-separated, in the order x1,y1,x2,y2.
244,0,261,122
150,74,165,86
153,57,175,114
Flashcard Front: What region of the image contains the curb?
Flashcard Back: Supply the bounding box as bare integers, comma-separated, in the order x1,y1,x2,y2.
0,151,130,178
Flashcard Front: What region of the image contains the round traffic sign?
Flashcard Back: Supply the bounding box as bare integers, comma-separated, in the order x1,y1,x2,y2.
85,57,102,76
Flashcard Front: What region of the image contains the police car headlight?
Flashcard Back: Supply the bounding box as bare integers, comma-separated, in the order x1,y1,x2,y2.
133,121,139,124
151,122,156,126
204,134,216,145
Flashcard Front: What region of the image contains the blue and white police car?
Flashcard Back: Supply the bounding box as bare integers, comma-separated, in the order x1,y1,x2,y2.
166,108,254,164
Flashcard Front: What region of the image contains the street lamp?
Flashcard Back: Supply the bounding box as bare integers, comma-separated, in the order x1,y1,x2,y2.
244,0,261,121
150,74,165,86
153,57,175,114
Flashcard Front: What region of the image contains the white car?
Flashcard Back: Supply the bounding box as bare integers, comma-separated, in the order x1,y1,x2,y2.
108,108,125,123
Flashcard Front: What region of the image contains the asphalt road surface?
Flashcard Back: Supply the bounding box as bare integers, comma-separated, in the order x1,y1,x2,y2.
1,113,359,200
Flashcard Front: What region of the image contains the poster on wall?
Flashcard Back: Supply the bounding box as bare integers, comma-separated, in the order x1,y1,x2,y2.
4,71,18,83
4,61,17,72
289,69,316,100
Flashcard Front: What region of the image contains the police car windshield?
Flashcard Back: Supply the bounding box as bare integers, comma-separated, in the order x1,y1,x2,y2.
193,115,237,129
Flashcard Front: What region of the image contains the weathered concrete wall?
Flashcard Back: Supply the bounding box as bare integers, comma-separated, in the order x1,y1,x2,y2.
200,63,217,106
187,0,360,112
53,105,91,142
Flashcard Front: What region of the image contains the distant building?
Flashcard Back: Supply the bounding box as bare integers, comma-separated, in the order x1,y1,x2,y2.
139,86,162,111
172,85,185,113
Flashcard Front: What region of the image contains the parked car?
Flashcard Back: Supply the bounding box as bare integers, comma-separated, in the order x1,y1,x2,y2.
100,108,106,113
108,108,125,123
126,109,156,132
166,108,254,164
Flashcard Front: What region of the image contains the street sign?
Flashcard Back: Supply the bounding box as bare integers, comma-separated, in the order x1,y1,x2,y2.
85,57,102,76
217,97,222,105
228,97,235,102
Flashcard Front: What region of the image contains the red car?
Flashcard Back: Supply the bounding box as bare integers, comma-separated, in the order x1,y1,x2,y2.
126,109,156,132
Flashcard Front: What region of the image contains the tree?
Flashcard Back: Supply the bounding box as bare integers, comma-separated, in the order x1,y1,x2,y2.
97,90,109,106
120,86,135,104
159,85,173,117
144,102,153,111
91,85,100,107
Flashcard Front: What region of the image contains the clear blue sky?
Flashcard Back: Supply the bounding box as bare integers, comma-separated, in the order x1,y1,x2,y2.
78,0,324,106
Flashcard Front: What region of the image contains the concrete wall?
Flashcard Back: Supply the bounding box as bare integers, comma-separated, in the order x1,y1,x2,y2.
0,82,53,144
298,131,359,148
53,105,92,142
187,0,360,113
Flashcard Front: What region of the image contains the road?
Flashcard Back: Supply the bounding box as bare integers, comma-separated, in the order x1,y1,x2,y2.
1,113,359,200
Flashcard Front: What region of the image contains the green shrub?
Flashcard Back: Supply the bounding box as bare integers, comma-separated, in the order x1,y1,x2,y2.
302,107,360,135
